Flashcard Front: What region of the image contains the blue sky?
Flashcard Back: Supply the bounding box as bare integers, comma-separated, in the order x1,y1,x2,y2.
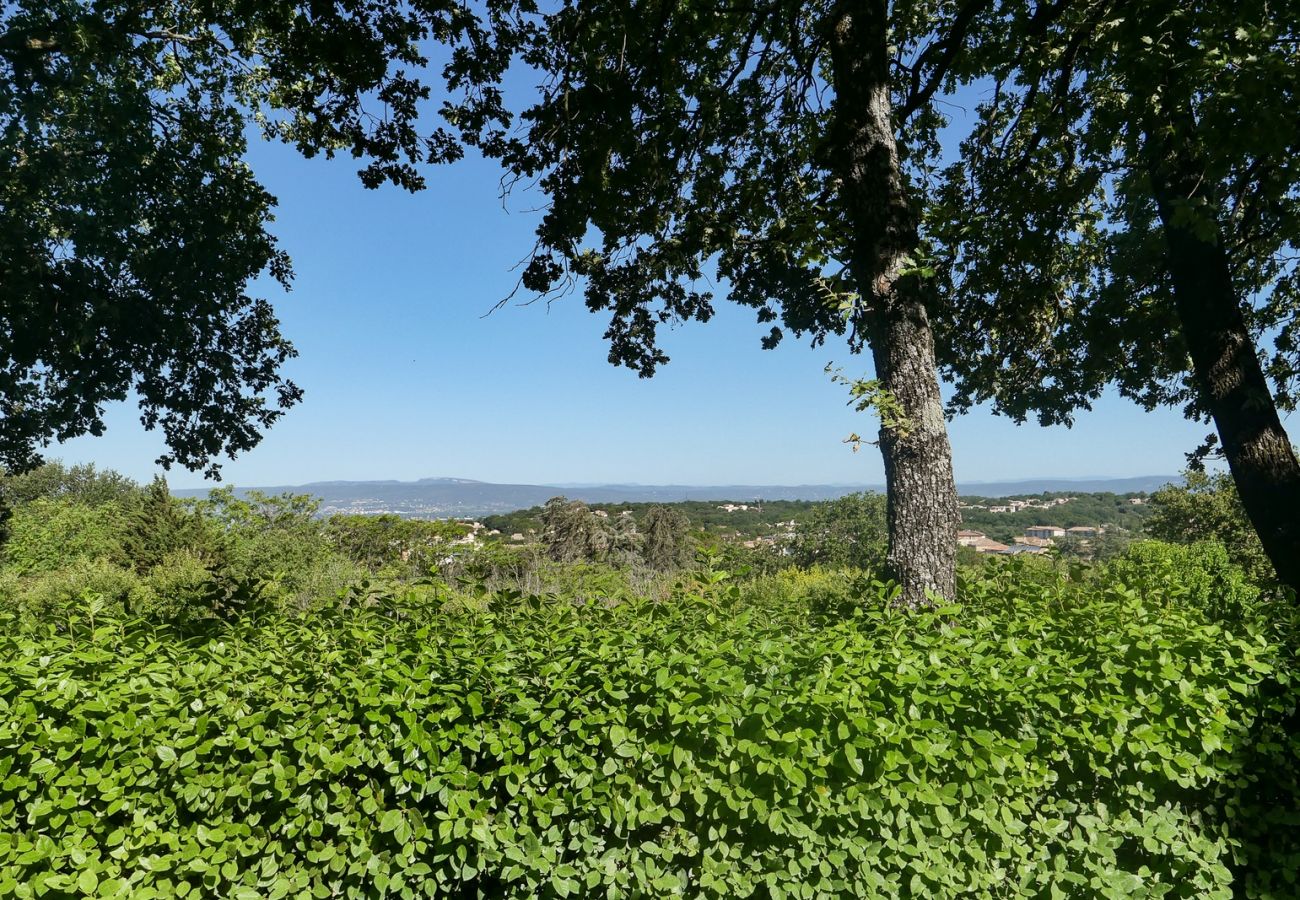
57,106,1219,490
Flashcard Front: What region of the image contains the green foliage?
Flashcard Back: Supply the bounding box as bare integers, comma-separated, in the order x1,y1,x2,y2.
1051,530,1135,563
788,492,887,571
0,0,504,473
484,499,820,544
0,556,140,624
5,565,1297,898
0,462,141,509
0,481,374,623
3,468,1296,896
539,498,640,567
0,498,128,575
1146,470,1276,588
932,0,1300,424
829,367,914,446
1100,540,1262,626
191,488,333,599
324,514,470,576
122,478,220,573
640,506,691,571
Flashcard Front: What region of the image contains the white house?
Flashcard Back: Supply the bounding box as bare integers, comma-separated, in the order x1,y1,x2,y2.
1025,525,1066,540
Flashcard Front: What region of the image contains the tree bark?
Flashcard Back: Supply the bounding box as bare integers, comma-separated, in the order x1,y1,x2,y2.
826,0,958,605
1145,114,1300,595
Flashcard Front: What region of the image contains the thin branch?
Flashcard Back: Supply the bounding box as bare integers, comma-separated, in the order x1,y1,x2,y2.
899,0,994,121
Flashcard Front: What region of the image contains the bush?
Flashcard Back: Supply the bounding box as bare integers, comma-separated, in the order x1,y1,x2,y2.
1146,470,1275,588
191,488,333,594
1,498,128,575
324,514,470,576
0,556,140,624
1100,540,1261,624
2,568,1298,898
786,492,887,570
133,550,235,620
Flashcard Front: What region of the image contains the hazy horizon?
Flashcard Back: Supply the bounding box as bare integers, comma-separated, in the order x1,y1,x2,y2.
165,471,1180,491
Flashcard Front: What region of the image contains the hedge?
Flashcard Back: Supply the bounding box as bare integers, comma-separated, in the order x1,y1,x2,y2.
2,572,1298,898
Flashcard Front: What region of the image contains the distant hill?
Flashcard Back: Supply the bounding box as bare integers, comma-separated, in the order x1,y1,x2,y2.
956,475,1178,498
173,474,1179,518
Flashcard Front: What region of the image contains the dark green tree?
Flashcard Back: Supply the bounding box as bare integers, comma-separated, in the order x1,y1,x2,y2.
0,1,474,475
606,511,643,567
641,506,690,571
539,497,603,564
931,0,1300,593
121,476,215,572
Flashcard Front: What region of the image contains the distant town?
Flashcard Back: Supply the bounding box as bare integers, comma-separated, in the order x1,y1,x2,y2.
391,490,1149,562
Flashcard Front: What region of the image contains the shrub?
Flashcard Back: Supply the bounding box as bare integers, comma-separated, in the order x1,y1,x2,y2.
1146,470,1275,588
2,568,1297,898
0,556,140,624
133,550,233,620
324,515,470,576
191,488,332,593
0,498,128,575
1100,540,1261,624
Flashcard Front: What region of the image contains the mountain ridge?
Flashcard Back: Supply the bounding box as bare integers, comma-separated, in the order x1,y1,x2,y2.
173,474,1177,518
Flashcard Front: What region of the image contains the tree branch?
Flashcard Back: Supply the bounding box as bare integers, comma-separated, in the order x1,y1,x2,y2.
898,0,993,121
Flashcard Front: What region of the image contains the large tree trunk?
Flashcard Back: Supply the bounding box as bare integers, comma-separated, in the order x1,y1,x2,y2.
826,0,958,605
1145,115,1300,595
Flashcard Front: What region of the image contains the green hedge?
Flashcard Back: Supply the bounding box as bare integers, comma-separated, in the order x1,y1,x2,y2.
2,574,1298,898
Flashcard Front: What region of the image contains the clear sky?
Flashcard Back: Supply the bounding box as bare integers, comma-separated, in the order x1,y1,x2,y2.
56,105,1222,490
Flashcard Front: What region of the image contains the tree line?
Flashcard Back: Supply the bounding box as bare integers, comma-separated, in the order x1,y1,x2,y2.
2,0,1296,604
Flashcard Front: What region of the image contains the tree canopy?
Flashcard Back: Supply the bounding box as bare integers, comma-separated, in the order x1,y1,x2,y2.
1146,468,1276,588
0,0,478,474
789,491,887,570
933,0,1299,420
929,0,1300,590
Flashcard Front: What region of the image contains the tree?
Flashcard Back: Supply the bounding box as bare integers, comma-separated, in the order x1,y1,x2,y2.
324,514,469,573
0,461,141,507
0,460,142,548
539,497,605,564
641,506,690,571
789,492,888,569
0,1,474,475
443,0,1001,604
191,487,329,588
1146,469,1275,588
5,1,994,602
121,476,216,573
930,0,1300,593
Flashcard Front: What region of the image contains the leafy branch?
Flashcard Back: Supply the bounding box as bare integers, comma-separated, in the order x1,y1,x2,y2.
827,364,914,448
